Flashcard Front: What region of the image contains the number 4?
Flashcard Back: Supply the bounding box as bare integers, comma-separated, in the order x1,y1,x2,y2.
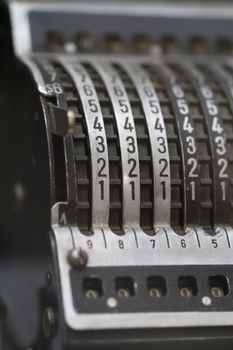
124,117,133,132
154,118,164,132
183,117,193,133
212,117,223,134
93,117,103,132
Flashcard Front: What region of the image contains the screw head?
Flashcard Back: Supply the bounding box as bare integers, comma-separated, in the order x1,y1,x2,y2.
107,297,118,308
202,296,212,306
67,248,88,269
42,307,58,338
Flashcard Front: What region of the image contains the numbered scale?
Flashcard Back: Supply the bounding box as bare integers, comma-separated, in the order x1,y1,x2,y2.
26,55,233,330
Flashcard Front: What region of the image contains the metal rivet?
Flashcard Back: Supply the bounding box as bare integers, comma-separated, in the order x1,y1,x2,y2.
107,297,118,308
64,41,77,54
42,307,58,338
67,248,88,269
202,296,212,306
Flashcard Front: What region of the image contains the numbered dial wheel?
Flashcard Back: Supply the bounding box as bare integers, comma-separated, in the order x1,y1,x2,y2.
30,56,233,235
